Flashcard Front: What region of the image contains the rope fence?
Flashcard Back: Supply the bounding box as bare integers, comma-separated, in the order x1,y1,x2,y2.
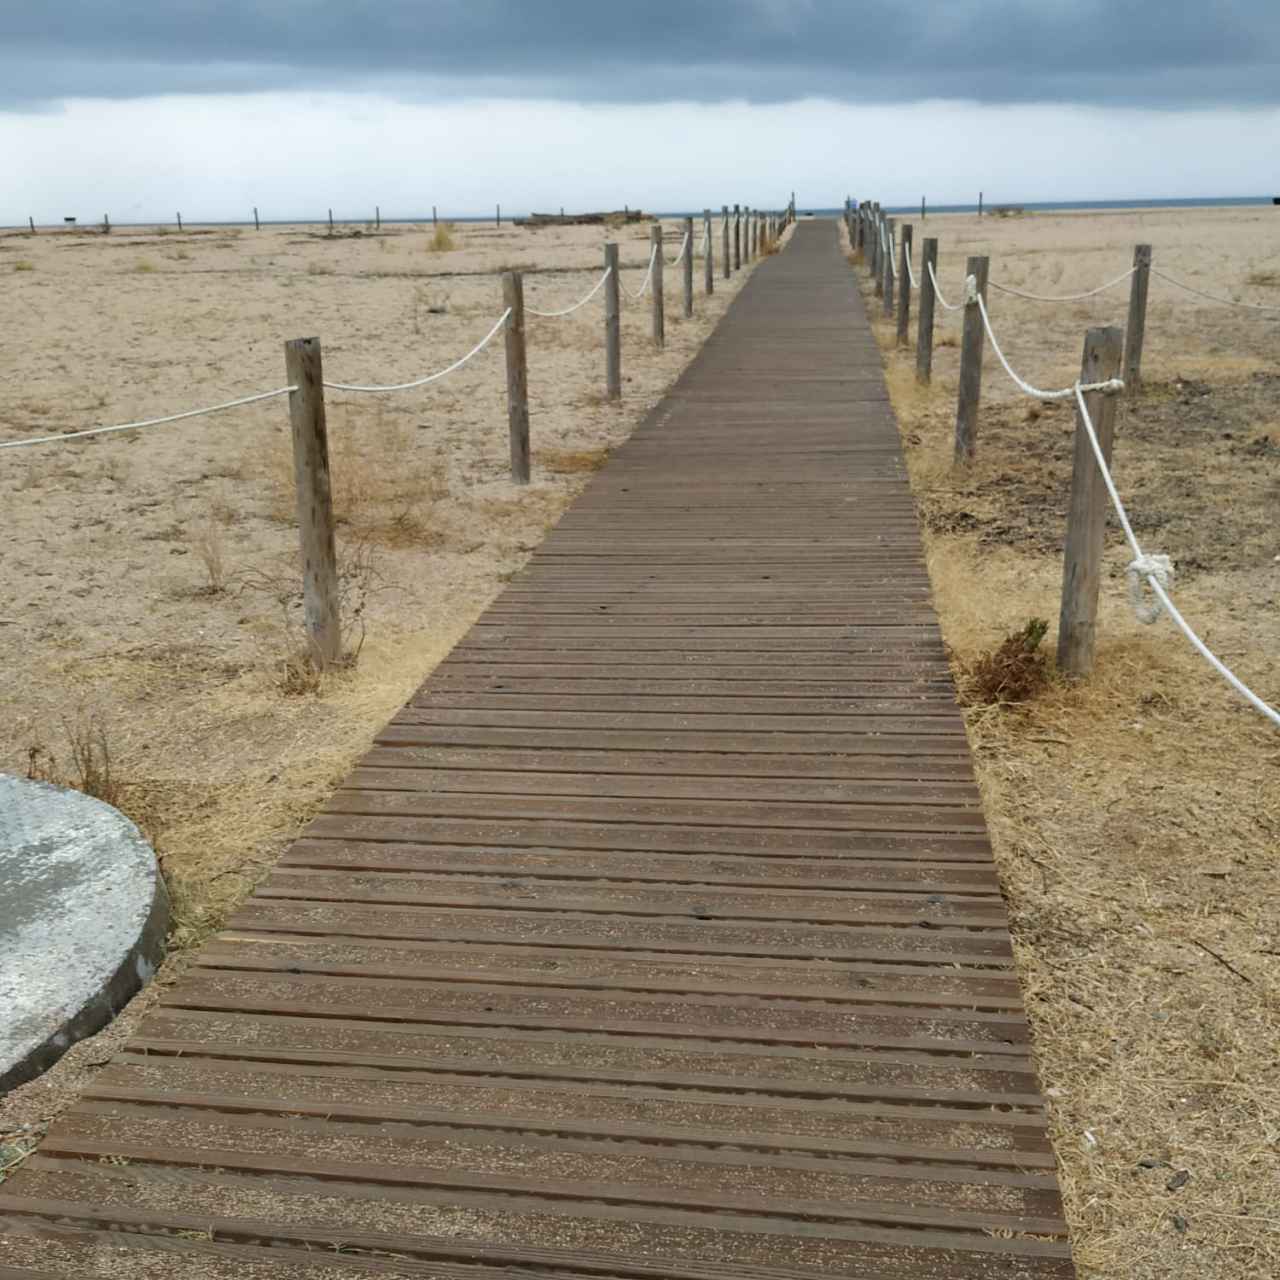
845,195,1278,732
5,203,795,664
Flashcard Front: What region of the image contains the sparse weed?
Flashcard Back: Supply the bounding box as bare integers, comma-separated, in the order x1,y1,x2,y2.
133,259,159,274
427,223,456,253
13,260,34,272
190,518,228,595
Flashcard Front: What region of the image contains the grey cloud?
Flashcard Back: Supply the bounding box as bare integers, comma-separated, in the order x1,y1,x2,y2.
3,1,1280,109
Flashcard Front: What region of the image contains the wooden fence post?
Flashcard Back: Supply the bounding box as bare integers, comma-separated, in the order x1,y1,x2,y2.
704,209,714,295
733,205,741,271
954,255,990,462
682,215,694,318
872,208,883,293
328,208,334,234
1058,327,1125,676
502,271,530,484
254,207,260,231
432,205,438,228
283,337,341,668
604,242,621,400
916,237,939,384
1123,243,1152,396
897,223,913,346
650,223,665,349
176,212,183,232
882,218,896,318
103,214,111,234
375,205,381,231
28,216,35,234
721,205,730,280
496,204,501,227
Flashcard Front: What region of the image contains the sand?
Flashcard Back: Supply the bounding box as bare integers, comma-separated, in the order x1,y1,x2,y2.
851,205,1279,1280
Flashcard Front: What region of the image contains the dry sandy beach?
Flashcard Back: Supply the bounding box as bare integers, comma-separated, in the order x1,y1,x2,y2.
852,203,1279,1280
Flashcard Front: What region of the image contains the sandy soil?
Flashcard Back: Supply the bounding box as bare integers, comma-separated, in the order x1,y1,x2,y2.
851,206,1279,1280
0,214,765,1136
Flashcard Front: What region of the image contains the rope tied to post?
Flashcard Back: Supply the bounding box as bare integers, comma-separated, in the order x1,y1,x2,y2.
927,259,964,312
620,244,659,300
1126,553,1174,625
989,268,1136,303
666,230,691,268
527,266,613,318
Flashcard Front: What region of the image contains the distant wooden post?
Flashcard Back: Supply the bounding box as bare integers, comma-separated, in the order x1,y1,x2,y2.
1123,244,1152,396
502,272,530,484
375,206,381,231
733,205,741,270
703,209,714,295
753,210,760,257
28,216,34,234
650,223,665,349
254,207,260,231
432,205,438,228
496,204,501,227
1058,327,1125,676
855,205,865,253
882,218,896,318
604,242,621,400
916,237,939,384
721,205,730,280
896,223,913,346
978,191,984,218
328,208,334,234
682,215,694,318
283,337,341,668
954,256,990,462
871,206,883,292
922,195,926,221
176,212,183,232
103,214,110,234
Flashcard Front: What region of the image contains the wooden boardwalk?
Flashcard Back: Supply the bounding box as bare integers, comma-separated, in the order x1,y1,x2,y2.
0,221,1074,1279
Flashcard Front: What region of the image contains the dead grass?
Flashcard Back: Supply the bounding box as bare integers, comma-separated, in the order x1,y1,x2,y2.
1244,269,1280,288
851,223,1280,1280
427,222,457,253
538,445,610,473
13,259,34,272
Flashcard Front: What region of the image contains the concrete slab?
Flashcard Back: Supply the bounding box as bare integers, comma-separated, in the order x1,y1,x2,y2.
0,773,168,1094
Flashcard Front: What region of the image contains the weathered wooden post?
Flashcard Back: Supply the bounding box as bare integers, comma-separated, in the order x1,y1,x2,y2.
882,218,896,318
650,223,665,349
682,215,694,318
604,242,621,400
1058,327,1125,676
176,212,183,232
704,209,714,295
733,205,742,270
375,206,381,231
721,205,730,280
328,208,334,234
871,206,883,291
254,206,260,231
897,223,913,346
502,271,530,484
1123,244,1152,396
916,237,939,384
743,207,751,262
103,213,111,234
28,216,34,234
432,205,438,228
283,337,341,668
954,256,990,462
496,203,501,227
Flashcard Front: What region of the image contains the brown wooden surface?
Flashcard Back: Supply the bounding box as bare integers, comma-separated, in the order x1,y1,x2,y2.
0,220,1074,1279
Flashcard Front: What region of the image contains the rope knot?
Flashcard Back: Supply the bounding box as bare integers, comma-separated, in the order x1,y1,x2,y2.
1126,553,1174,625
964,274,980,305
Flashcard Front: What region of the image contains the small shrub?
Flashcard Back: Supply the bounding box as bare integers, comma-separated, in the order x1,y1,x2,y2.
190,519,227,595
13,260,34,272
133,259,158,273
961,618,1052,707
426,223,456,253
28,715,123,808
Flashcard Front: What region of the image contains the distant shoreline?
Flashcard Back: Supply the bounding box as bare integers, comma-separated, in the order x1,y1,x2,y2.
4,195,1275,232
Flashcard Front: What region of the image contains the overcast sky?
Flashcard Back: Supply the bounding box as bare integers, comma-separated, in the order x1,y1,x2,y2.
4,2,1280,222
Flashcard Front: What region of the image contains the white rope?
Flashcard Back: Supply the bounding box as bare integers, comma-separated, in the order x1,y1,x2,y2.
324,309,511,392
882,226,897,279
976,295,1124,401
527,267,612,319
1152,267,1280,313
1072,385,1280,729
0,386,294,451
989,267,1136,303
904,250,919,290
666,230,691,268
927,259,964,312
620,244,659,300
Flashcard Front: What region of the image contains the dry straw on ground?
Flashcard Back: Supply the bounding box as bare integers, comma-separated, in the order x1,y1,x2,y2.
851,206,1278,1280
0,214,767,1140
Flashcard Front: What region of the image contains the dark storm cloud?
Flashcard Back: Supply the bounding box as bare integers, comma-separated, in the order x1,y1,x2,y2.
4,1,1280,109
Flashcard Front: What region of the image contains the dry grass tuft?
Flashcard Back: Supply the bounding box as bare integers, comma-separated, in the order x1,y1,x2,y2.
960,617,1052,707
306,260,335,276
132,259,158,274
26,715,125,814
427,223,457,253
1244,269,1280,288
538,446,611,474
13,259,34,272
189,518,228,595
